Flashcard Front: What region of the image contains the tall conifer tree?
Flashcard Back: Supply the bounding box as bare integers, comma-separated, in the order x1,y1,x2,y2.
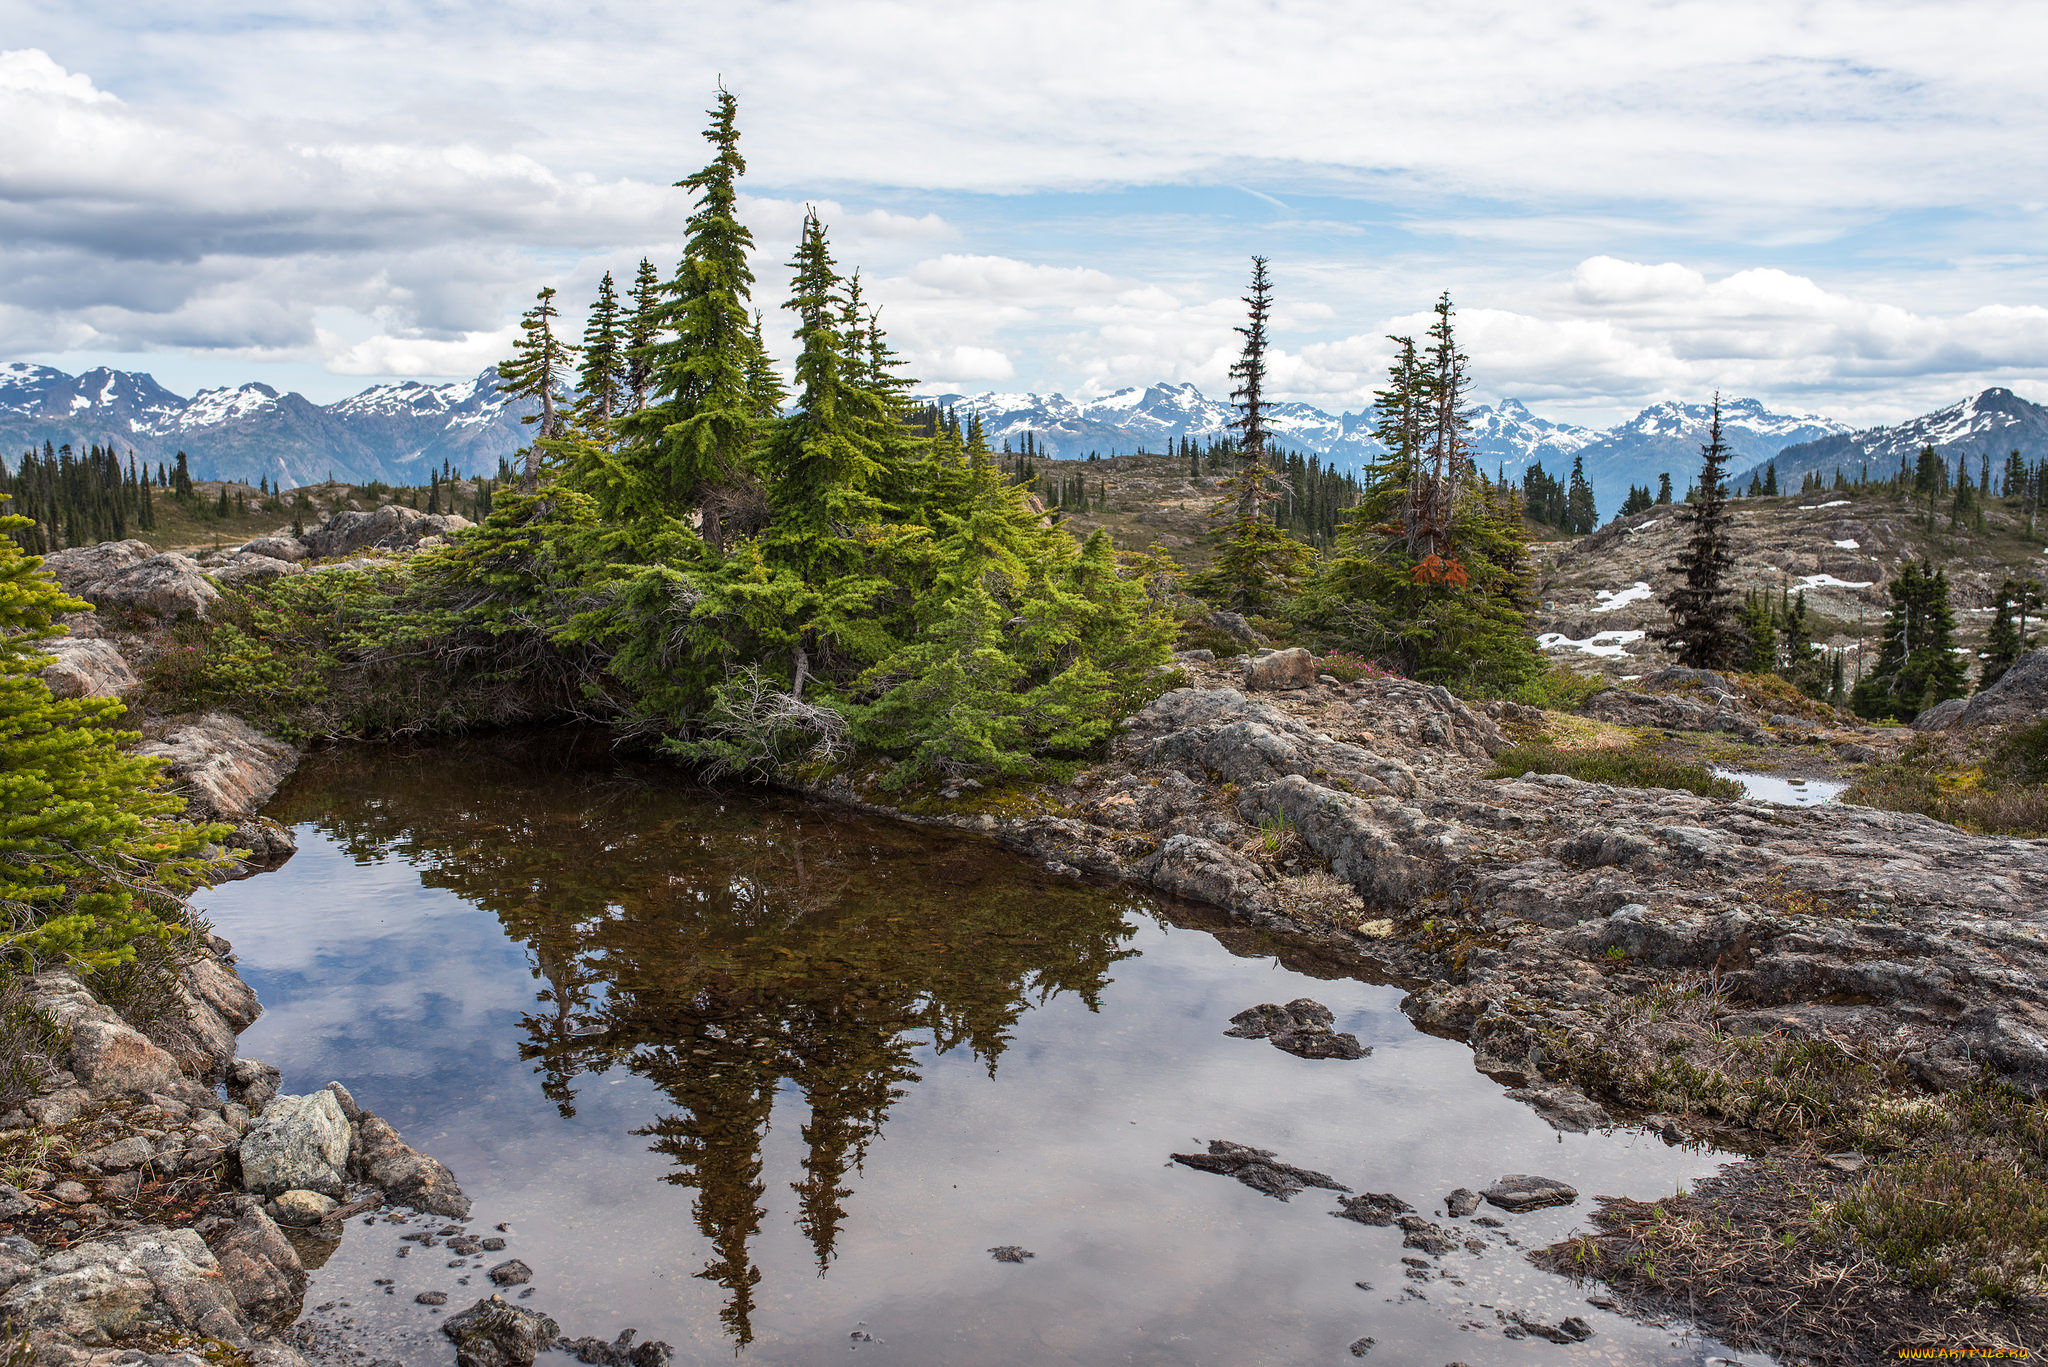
624,257,663,413
614,86,761,546
1656,397,1741,668
575,271,626,439
497,286,576,487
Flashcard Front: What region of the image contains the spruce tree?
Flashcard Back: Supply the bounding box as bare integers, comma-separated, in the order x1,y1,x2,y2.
496,286,577,488
575,271,626,438
1982,578,2042,689
0,509,225,968
624,257,663,413
1564,454,1596,534
612,85,762,545
1851,561,1969,721
1656,397,1742,669
1193,257,1309,612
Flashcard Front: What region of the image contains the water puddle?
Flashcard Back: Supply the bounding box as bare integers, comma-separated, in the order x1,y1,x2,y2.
198,733,1772,1365
1711,768,1848,806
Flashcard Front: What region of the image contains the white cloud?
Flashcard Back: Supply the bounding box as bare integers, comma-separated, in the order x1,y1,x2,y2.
319,326,520,377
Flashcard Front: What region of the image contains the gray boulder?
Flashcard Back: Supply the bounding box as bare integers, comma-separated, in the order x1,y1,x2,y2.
443,1295,561,1367
1921,649,2048,729
39,637,139,700
238,536,307,563
302,505,471,559
137,713,299,821
1206,609,1261,644
44,542,219,619
1245,647,1317,691
213,552,305,588
228,1059,282,1113
270,1189,337,1226
1480,1173,1579,1212
238,1091,352,1198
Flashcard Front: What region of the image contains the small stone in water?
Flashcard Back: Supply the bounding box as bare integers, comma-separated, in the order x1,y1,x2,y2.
1348,1336,1375,1357
416,1291,448,1305
1445,1187,1481,1217
987,1245,1034,1263
481,1237,507,1251
489,1258,533,1285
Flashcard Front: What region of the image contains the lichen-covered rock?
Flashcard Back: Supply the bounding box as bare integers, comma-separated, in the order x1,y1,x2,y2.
0,1228,247,1347
355,1112,469,1217
238,1091,352,1198
269,1189,337,1226
207,1200,305,1328
212,552,305,588
237,536,308,563
137,713,298,821
44,543,219,620
39,637,139,700
1927,648,2048,729
442,1295,560,1367
228,1059,282,1113
30,974,183,1098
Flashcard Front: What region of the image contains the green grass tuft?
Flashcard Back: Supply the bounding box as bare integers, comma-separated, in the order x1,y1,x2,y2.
1487,743,1743,799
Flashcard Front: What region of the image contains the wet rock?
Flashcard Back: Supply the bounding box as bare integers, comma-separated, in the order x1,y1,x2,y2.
487,1259,531,1286
228,1059,282,1113
1347,1336,1375,1357
1503,1085,1611,1132
1331,1192,1413,1226
555,1329,673,1367
1225,998,1371,1060
1444,1188,1481,1218
987,1246,1034,1263
1245,647,1316,691
271,1190,338,1226
209,1200,307,1327
356,1112,470,1217
1508,1311,1594,1343
418,1290,449,1304
1480,1174,1578,1212
1171,1139,1349,1202
1396,1215,1458,1255
138,713,299,821
239,1091,352,1197
442,1294,560,1367
0,1227,246,1346
39,636,139,700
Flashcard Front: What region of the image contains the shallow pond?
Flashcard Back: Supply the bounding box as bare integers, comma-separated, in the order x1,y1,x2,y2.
1710,768,1848,807
197,733,1771,1366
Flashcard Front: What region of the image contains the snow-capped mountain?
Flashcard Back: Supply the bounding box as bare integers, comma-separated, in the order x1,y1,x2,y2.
0,363,534,487
1743,389,2048,489
918,385,1841,510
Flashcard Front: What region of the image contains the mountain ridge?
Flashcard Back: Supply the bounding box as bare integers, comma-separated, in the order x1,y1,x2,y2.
6,360,2034,514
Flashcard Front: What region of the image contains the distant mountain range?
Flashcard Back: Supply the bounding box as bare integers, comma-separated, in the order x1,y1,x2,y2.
0,363,532,488
4,360,2043,515
1739,388,2048,489
922,384,1853,507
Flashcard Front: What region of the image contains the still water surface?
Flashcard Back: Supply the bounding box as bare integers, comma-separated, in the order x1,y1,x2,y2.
196,733,1771,1365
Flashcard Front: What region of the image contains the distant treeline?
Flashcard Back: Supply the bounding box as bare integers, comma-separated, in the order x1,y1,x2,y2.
3,441,161,553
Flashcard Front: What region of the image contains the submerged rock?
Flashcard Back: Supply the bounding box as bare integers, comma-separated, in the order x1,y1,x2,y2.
987,1246,1035,1263
1444,1187,1481,1218
1172,1139,1349,1202
443,1294,559,1367
1224,997,1370,1060
1331,1192,1413,1226
1480,1174,1579,1212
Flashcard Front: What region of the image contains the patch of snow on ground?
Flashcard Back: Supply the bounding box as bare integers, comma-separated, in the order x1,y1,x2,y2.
1629,518,1661,531
1538,629,1645,659
1796,573,1875,590
1833,539,1860,549
1592,582,1654,613
1712,768,1847,806
1798,500,1851,509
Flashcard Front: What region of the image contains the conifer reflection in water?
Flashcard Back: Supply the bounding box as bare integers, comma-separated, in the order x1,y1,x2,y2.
269,732,1142,1346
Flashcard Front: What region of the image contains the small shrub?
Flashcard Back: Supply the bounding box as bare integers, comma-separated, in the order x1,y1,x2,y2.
1843,735,2048,837
1175,619,1244,657
0,972,68,1109
1314,650,1400,684
1488,744,1743,799
1508,665,1609,713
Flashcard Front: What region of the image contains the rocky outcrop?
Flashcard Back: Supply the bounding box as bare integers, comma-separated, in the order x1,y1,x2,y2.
301,505,472,560
0,1228,248,1349
38,637,139,700
1244,647,1316,691
1918,648,2048,729
212,552,306,588
28,974,184,1099
137,713,300,867
354,1112,471,1218
43,541,219,620
205,1200,307,1328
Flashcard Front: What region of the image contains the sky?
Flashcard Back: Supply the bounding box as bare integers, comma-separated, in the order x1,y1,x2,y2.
3,0,2047,428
